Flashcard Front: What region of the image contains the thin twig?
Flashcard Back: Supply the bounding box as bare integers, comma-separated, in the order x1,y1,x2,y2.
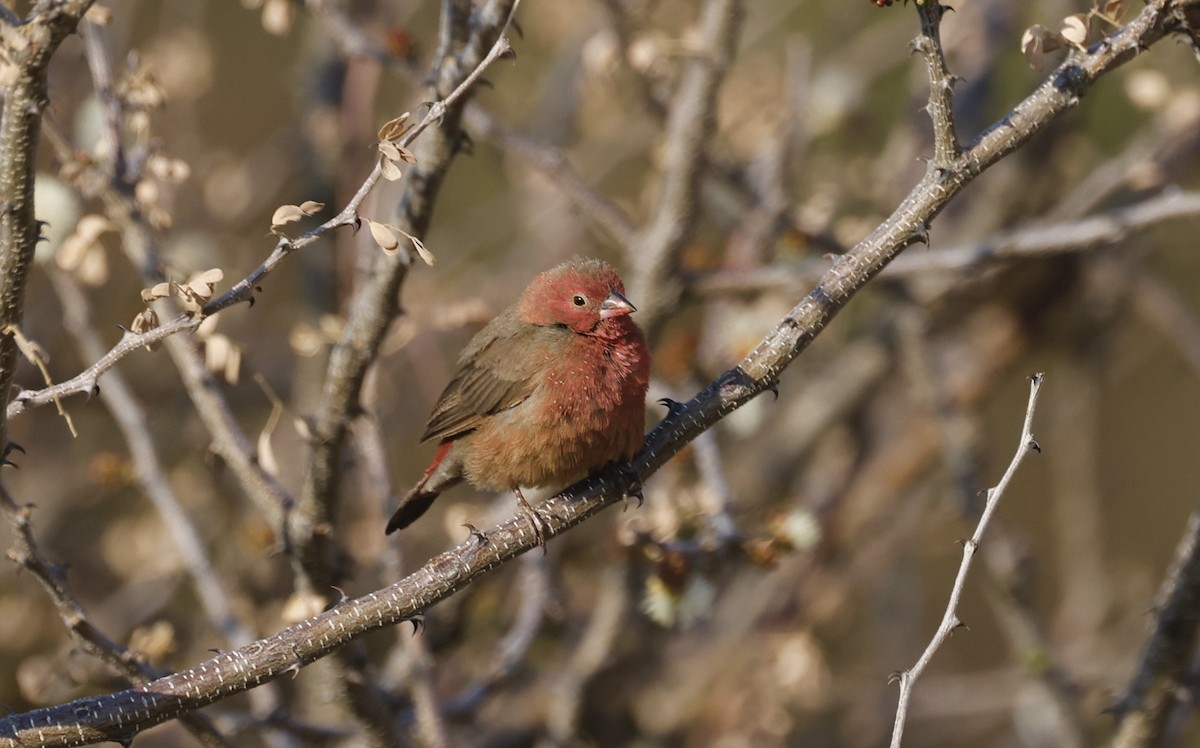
887,372,1045,748
4,24,515,425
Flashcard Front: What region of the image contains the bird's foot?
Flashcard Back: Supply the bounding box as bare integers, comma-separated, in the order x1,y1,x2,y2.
514,488,548,554
619,464,644,510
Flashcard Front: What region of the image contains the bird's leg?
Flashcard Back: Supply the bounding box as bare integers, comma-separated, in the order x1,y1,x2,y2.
513,487,548,553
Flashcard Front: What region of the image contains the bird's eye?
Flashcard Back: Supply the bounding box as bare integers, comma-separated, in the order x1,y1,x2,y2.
572,294,587,307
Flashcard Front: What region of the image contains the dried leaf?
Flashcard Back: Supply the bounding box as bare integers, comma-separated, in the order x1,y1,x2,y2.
141,281,172,302
147,155,191,184
398,227,435,266
185,268,223,299
1100,0,1131,21
367,219,401,254
281,592,326,624
1020,24,1062,68
204,334,241,385
271,204,306,229
56,215,115,273
379,158,404,181
298,200,324,215
395,146,417,164
130,308,159,335
377,140,402,162
257,416,280,476
76,243,109,287
377,112,412,142
261,0,294,35
128,621,175,664
177,290,204,314
1060,14,1090,47
195,314,220,339
193,268,224,285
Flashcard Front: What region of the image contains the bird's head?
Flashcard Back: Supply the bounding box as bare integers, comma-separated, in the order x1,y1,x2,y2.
520,257,638,337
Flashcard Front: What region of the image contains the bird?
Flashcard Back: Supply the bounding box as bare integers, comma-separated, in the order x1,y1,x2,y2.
385,257,650,537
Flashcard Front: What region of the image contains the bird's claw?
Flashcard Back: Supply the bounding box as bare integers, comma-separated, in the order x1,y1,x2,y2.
1,441,24,469
514,489,548,554
620,465,644,510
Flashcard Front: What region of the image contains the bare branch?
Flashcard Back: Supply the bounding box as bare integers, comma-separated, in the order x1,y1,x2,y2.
888,372,1045,748
914,2,960,168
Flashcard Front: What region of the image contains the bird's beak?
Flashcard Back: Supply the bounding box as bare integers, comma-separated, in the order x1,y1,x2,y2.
599,290,636,319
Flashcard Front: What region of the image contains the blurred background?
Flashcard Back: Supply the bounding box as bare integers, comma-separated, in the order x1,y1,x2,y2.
4,0,1200,745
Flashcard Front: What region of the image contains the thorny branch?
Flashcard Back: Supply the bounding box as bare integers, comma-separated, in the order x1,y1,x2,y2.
887,373,1045,748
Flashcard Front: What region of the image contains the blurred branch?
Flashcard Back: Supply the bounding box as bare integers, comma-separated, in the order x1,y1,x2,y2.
686,188,1200,295
0,482,229,748
543,567,628,745
885,188,1200,276
350,372,452,747
461,105,638,248
1133,271,1200,377
1110,509,1200,748
888,373,1045,748
626,0,742,334
49,273,253,648
50,270,305,748
444,554,549,715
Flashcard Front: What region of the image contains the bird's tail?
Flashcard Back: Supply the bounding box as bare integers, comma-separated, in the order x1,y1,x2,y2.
385,441,459,534
385,487,441,534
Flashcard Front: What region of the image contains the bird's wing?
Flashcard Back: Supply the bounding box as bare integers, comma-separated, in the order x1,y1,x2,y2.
420,318,555,443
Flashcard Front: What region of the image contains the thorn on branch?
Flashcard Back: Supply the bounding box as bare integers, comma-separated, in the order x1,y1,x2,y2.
1028,438,1041,453
464,524,488,545
657,397,686,416
408,615,425,636
329,586,349,606
888,670,906,685
913,224,931,245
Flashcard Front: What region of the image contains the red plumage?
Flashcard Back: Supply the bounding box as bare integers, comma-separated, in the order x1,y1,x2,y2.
385,257,650,534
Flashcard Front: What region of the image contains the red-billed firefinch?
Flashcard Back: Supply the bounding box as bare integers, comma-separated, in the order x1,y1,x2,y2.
385,257,651,534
